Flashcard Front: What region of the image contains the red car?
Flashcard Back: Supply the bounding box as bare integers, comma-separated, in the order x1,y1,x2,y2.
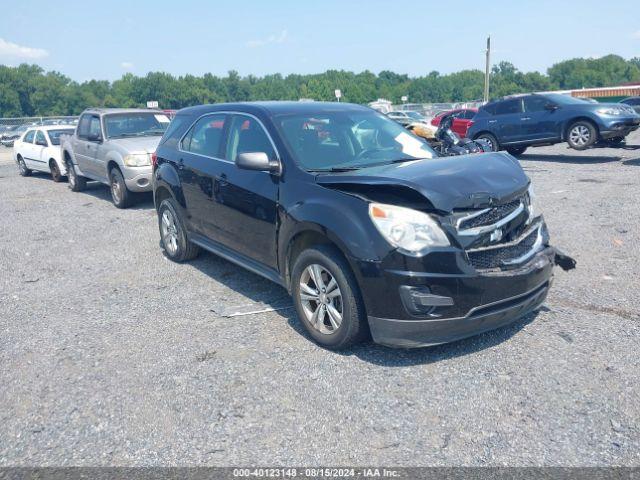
431,108,478,137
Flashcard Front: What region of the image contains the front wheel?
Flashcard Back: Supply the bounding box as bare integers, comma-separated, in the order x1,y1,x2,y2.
506,146,527,156
109,168,133,209
475,133,499,152
291,246,368,350
567,121,597,150
50,160,63,182
16,155,32,177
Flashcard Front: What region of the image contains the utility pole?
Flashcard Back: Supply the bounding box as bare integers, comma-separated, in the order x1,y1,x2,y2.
484,35,491,103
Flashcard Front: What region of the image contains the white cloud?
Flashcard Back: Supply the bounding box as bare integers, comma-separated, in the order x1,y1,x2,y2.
0,38,48,59
121,61,134,70
632,30,640,39
246,30,288,48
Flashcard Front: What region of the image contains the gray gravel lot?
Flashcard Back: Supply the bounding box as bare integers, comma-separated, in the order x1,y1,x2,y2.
0,133,639,466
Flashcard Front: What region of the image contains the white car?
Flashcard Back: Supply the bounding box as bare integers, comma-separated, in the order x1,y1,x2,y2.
13,125,76,182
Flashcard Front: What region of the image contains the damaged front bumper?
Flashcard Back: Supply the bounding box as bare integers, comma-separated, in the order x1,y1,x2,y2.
365,247,575,348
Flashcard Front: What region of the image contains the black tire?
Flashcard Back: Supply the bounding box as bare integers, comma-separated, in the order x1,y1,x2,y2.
567,120,597,150
506,146,527,156
49,160,63,182
475,133,499,152
66,157,87,192
16,155,32,177
157,198,200,262
109,167,133,209
291,245,368,350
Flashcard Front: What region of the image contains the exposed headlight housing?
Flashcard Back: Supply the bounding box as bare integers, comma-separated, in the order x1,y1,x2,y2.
596,107,624,116
123,153,151,167
368,203,449,256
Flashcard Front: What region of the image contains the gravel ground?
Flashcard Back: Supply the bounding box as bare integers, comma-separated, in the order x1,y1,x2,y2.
0,133,639,466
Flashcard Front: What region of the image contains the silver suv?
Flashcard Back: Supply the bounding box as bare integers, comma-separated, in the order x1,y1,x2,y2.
61,108,171,208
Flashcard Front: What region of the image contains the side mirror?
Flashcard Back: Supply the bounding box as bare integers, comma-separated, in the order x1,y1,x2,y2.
87,132,102,142
544,103,558,111
236,152,280,175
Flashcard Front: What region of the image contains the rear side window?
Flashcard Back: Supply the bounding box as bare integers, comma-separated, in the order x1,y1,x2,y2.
494,99,522,115
160,114,192,148
226,115,276,162
462,110,476,119
88,116,101,138
181,114,227,158
24,130,36,143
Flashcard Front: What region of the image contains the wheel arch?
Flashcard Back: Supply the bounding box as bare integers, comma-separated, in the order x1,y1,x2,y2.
563,116,598,140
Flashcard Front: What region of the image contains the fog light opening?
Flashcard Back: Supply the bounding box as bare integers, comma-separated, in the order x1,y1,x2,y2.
399,286,454,316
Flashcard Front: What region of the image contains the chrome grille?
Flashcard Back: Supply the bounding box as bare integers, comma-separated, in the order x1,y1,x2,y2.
467,225,542,271
458,198,522,231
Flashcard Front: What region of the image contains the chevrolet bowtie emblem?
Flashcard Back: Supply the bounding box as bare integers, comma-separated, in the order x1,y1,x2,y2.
490,229,503,242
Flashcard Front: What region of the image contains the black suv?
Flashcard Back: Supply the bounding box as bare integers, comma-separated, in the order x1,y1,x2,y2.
153,102,573,349
468,93,640,154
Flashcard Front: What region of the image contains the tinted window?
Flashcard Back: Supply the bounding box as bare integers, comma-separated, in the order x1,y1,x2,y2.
494,99,522,115
622,98,640,106
35,131,47,145
182,114,226,158
462,110,477,119
226,115,275,163
47,129,74,145
77,114,91,139
524,96,549,112
24,130,36,143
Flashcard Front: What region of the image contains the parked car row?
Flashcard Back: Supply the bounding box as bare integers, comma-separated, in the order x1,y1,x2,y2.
387,93,640,155
1,118,77,147
13,102,575,350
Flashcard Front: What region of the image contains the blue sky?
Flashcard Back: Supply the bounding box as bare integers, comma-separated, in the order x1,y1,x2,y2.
1,0,639,81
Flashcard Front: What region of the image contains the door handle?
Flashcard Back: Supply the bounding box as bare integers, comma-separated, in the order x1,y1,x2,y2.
488,120,497,124
177,159,184,170
521,117,531,121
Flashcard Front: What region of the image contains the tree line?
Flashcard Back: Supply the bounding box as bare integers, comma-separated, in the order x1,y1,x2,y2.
1,54,639,117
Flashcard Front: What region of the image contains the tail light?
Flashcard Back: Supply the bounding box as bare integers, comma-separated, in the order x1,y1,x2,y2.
151,152,158,169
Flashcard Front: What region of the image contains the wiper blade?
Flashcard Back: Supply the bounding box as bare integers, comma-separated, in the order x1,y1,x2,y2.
309,166,361,172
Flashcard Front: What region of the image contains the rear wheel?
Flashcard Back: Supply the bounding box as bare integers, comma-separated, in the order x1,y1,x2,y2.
567,121,597,150
506,146,527,156
109,167,133,209
291,246,367,350
158,198,200,262
16,155,32,177
475,133,499,152
49,160,63,182
66,157,87,192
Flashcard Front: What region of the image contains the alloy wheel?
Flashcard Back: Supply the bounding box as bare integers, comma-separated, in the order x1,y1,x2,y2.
569,125,591,146
160,209,179,256
51,163,61,182
17,158,26,175
299,264,343,335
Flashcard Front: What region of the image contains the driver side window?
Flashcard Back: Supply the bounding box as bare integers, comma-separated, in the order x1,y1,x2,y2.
226,115,276,163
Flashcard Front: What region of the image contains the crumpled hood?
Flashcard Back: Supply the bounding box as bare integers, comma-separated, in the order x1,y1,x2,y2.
108,136,162,153
315,152,529,213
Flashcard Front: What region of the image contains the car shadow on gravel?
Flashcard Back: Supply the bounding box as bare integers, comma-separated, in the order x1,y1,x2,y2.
189,250,539,365
519,153,622,164
68,180,154,209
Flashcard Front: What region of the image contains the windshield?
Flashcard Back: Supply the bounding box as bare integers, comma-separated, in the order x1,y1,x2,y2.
276,110,437,171
47,129,75,145
104,112,170,138
405,111,425,120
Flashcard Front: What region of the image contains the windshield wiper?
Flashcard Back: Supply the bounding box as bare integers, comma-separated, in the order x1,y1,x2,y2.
308,166,362,172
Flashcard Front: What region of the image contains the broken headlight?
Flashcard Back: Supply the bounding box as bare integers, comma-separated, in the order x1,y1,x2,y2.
527,184,540,218
369,203,450,256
